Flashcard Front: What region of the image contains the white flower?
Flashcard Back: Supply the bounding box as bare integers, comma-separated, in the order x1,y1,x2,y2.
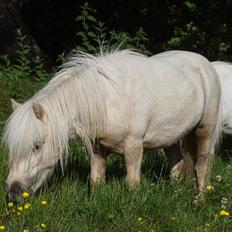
216,175,222,182
221,204,227,209
221,197,228,204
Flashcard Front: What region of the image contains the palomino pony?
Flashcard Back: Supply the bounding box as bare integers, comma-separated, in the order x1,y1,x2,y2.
166,61,232,180
3,50,221,201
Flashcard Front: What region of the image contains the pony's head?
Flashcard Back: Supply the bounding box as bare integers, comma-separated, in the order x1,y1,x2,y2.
3,50,116,201
3,100,58,201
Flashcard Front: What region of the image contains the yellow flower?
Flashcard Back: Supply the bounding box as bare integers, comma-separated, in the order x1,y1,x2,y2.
18,206,23,211
0,225,5,230
41,200,47,205
23,230,29,232
206,185,214,192
24,203,32,209
40,223,47,229
150,229,156,232
17,212,22,216
22,192,29,198
219,210,230,217
170,216,176,221
137,217,142,222
7,202,14,208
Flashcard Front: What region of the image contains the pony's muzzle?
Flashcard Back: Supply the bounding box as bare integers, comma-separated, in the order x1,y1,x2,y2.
6,181,23,202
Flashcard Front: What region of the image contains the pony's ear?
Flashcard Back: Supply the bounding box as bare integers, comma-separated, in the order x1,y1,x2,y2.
32,102,44,120
11,99,22,111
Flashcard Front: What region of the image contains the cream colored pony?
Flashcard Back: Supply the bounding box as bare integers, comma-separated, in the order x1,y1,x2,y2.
3,50,221,201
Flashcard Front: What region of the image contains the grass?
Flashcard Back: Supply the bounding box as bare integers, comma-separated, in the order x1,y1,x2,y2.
0,143,231,231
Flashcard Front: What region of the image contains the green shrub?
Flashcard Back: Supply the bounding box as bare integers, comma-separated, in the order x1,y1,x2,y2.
75,2,151,55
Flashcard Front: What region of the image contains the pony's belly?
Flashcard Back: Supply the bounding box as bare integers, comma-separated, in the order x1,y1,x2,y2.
143,111,202,148
143,131,184,149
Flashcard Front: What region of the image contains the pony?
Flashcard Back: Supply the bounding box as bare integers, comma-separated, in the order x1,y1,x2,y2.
2,50,222,202
166,61,232,180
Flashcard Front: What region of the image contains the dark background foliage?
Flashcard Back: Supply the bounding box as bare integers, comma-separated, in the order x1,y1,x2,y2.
1,0,232,62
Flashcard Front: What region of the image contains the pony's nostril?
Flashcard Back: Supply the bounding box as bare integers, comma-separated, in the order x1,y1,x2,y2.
7,181,23,202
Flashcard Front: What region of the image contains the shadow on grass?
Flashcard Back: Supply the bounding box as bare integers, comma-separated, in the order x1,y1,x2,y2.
44,142,170,193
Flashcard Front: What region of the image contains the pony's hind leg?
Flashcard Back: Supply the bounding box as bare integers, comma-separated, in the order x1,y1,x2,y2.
164,143,183,180
124,136,143,188
194,126,213,195
183,132,197,182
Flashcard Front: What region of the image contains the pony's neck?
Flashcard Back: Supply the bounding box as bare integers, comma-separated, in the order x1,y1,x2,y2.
35,68,107,155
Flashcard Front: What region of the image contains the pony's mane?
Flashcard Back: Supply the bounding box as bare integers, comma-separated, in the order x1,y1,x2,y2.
2,49,145,167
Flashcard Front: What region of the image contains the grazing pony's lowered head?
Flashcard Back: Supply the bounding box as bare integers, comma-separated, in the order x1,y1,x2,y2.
3,100,58,201
3,50,112,201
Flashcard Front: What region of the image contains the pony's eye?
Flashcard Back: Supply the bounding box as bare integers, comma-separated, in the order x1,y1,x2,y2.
33,142,42,152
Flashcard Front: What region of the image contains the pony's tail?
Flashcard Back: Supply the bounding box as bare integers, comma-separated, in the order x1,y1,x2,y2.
214,97,223,153
207,75,223,183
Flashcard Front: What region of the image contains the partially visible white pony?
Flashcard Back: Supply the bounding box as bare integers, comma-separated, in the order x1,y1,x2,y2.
3,50,221,201
166,61,232,180
213,62,232,134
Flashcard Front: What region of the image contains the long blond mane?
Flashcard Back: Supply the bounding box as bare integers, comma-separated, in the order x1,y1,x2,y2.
2,50,144,167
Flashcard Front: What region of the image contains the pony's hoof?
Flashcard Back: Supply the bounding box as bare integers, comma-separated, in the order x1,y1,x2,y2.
193,193,206,205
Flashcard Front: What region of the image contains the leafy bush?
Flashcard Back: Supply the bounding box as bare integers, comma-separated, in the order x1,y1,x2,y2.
165,1,232,61
75,2,151,55
0,29,48,102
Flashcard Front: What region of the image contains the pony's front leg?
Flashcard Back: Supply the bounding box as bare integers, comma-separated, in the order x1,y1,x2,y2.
124,137,143,188
90,151,106,186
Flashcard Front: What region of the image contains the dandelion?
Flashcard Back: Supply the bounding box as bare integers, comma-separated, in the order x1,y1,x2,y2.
22,192,29,198
23,229,29,232
7,202,13,208
41,200,47,205
219,210,230,217
137,217,143,222
18,206,23,212
206,185,214,192
24,203,32,209
40,224,47,229
150,229,156,232
0,225,5,230
216,175,222,182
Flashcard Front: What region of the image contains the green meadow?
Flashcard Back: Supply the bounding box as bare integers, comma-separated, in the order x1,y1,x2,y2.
0,141,231,231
